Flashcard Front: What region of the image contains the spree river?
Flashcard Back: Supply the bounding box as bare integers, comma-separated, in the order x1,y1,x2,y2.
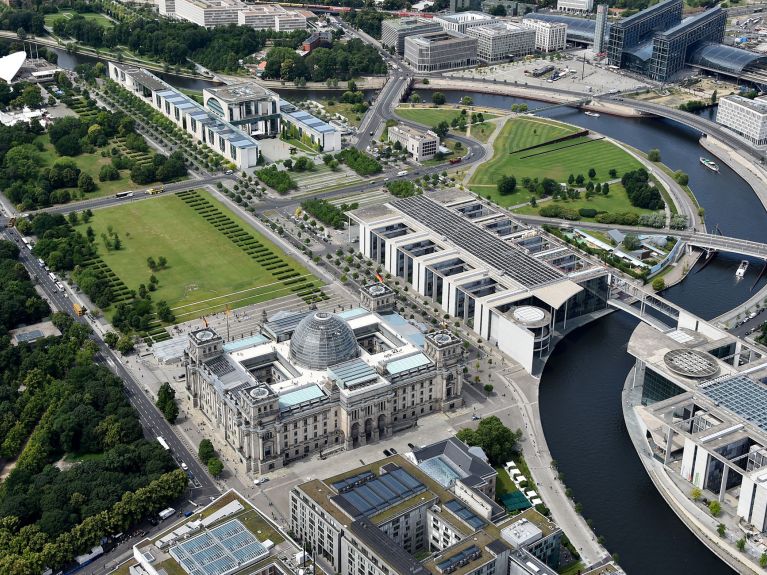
419,90,766,574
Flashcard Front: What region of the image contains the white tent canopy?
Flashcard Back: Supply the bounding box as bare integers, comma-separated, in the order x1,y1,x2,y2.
0,51,26,83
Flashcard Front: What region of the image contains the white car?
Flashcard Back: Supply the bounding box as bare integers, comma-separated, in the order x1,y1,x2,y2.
181,462,188,471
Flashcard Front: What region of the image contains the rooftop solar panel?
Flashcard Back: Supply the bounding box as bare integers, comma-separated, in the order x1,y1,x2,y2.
392,195,563,288
436,544,482,573
335,468,426,519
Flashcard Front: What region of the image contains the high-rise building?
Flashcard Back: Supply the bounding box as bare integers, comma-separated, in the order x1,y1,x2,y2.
594,3,608,53
606,0,682,68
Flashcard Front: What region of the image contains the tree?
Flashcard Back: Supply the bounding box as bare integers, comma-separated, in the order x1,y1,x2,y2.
432,92,446,105
601,182,610,195
207,457,224,477
760,552,767,567
497,175,517,196
460,96,473,106
54,133,82,157
433,121,450,139
575,174,585,186
567,173,575,185
156,382,179,423
409,93,421,104
588,168,596,179
116,335,134,354
709,500,721,517
456,416,522,466
609,168,618,178
717,523,726,537
99,164,120,182
648,148,661,162
623,234,641,251
483,384,494,394
711,89,718,105
199,439,216,464
104,331,119,348
674,171,689,186
691,487,702,501
652,277,665,291
78,173,96,194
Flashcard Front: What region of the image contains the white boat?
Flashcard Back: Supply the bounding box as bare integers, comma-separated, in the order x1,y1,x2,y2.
700,157,720,172
584,111,600,117
736,260,749,278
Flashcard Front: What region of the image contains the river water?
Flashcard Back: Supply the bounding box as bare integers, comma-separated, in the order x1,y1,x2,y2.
418,89,766,574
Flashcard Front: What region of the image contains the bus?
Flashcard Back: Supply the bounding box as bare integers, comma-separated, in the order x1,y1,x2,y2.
115,191,134,199
157,436,170,451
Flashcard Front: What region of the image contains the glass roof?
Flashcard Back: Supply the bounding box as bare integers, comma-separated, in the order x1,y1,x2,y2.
687,42,767,75
289,312,359,370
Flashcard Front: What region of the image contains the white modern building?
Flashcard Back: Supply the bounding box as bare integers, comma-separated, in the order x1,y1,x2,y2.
388,124,439,161
203,82,281,138
628,318,767,538
557,0,594,13
435,11,495,33
380,17,443,55
0,51,26,83
184,288,465,474
165,0,306,30
404,30,478,72
280,102,342,152
108,62,260,169
348,189,610,373
466,21,536,62
522,19,568,51
715,94,767,147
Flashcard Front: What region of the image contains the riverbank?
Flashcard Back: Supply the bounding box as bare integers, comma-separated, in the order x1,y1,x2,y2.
622,369,760,575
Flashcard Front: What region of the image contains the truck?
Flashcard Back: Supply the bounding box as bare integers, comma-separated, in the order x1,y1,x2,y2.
147,186,165,195
397,170,408,177
73,303,87,316
158,507,175,521
157,436,170,451
449,157,461,165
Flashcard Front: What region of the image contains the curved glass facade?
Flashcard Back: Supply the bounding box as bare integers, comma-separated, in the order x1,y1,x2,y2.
687,42,767,75
522,13,606,43
289,312,359,370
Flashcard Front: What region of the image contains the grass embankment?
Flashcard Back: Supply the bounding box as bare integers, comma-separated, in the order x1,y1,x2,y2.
394,106,498,143
76,193,322,318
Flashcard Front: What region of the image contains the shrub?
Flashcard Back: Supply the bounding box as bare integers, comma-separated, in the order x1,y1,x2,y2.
578,208,597,218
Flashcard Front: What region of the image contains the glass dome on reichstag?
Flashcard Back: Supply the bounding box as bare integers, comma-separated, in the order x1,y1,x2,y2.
289,312,359,370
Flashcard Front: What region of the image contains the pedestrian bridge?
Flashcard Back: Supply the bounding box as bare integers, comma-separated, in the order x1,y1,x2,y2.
608,278,681,331
685,232,767,260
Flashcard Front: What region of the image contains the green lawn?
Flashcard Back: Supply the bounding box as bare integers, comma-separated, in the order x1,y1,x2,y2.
495,467,519,499
45,10,114,27
36,134,138,200
322,100,364,127
76,193,322,318
394,106,498,143
512,183,658,220
469,118,643,207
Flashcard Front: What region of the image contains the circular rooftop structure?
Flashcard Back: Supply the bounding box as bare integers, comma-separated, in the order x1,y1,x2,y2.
663,349,720,379
511,306,550,328
195,329,216,342
368,284,387,296
289,312,359,370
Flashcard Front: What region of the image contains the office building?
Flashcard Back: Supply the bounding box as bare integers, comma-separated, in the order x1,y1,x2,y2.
522,12,607,46
348,189,610,373
388,124,439,162
628,316,767,536
556,0,593,13
607,0,682,68
238,4,307,31
290,453,562,575
435,11,495,34
203,82,281,138
184,287,465,474
279,102,342,152
716,95,767,147
522,19,567,52
381,17,443,55
108,62,260,169
467,21,536,63
302,29,333,52
594,3,608,53
167,0,306,30
404,31,478,72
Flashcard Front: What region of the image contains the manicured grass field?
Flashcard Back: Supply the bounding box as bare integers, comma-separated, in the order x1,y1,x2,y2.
512,183,658,220
35,134,139,199
394,106,498,143
494,467,519,498
45,10,114,28
76,193,322,317
469,118,643,207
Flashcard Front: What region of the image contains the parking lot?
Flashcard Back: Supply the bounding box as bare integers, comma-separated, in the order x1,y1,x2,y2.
445,49,650,95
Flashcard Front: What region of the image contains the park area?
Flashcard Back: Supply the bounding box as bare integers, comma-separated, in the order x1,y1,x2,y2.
394,106,498,143
76,192,324,321
44,10,114,27
468,117,644,208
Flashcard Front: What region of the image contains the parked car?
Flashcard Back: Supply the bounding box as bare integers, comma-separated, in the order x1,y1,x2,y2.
383,449,392,457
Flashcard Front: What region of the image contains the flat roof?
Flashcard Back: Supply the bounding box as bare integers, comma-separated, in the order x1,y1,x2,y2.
349,518,426,574
659,6,722,38
392,195,563,288
722,94,767,114
386,352,431,375
385,16,441,30
409,30,474,45
205,81,277,102
700,375,767,434
278,384,326,410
